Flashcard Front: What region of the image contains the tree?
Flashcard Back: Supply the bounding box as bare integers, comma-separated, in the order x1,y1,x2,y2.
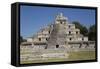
72,21,88,36
20,36,23,44
88,24,96,41
20,36,27,44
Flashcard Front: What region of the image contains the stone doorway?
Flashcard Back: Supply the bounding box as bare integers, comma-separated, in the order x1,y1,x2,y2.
56,45,59,48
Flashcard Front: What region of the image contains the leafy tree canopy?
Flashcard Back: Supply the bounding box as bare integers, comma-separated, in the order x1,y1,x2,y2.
88,24,96,41
72,21,88,36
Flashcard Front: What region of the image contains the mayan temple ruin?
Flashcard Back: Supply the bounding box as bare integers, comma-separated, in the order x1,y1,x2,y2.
20,13,95,64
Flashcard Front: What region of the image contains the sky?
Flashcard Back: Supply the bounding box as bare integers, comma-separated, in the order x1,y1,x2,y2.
20,5,96,38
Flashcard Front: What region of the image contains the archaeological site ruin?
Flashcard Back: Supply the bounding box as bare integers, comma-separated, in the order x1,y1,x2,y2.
20,13,95,64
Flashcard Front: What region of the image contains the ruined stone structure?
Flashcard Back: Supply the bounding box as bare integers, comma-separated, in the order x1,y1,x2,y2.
21,13,95,50
20,13,95,63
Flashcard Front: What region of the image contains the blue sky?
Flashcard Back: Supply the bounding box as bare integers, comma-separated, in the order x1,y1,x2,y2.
20,5,96,38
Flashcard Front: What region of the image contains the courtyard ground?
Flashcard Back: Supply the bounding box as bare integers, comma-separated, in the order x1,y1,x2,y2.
20,51,95,64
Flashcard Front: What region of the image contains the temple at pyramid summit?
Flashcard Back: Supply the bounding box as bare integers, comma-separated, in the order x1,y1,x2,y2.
20,13,95,63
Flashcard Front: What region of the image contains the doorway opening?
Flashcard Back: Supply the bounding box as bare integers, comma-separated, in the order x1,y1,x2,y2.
56,45,59,48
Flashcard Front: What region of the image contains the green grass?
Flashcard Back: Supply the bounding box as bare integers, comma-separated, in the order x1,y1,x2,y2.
20,58,68,64
68,51,95,61
20,51,95,64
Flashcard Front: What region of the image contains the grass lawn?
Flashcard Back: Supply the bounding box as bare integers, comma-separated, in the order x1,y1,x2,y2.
20,51,95,64
68,51,95,61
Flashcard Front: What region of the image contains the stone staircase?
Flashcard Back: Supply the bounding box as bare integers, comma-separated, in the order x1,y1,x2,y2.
47,23,67,49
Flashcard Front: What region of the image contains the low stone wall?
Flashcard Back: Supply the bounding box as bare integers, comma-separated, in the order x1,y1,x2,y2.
68,41,95,49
